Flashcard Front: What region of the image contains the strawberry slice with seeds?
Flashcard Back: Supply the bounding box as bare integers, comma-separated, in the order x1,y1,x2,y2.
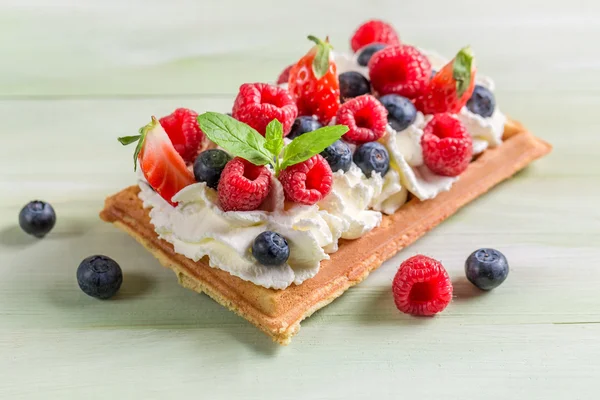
287,35,340,125
415,46,477,114
118,117,195,206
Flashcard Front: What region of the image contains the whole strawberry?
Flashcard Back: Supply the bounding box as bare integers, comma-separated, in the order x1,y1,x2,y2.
287,36,340,125
415,46,477,114
118,117,195,206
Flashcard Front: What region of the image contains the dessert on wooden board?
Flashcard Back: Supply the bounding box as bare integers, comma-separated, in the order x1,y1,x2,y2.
93,20,551,344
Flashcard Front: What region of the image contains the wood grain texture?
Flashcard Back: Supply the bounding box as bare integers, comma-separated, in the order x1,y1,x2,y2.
1,0,599,398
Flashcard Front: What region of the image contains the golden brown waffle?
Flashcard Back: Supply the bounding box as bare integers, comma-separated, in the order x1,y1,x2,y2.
100,120,551,344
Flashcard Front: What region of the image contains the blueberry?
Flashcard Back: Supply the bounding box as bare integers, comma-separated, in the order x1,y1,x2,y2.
18,201,56,238
193,149,232,189
466,85,496,118
339,71,371,103
353,142,389,177
356,43,386,66
288,116,322,139
77,255,123,299
379,94,417,132
465,248,509,291
252,231,290,266
320,140,352,173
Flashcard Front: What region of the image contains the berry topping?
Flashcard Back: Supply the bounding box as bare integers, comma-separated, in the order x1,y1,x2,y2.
77,255,123,300
193,149,232,189
356,43,387,67
336,94,388,144
320,140,352,173
218,157,271,212
379,94,417,132
288,116,322,140
276,64,293,85
279,154,333,205
288,36,340,125
368,45,432,98
415,46,477,114
159,108,204,164
339,71,371,103
465,248,509,291
118,117,195,206
19,201,56,238
466,85,496,118
421,114,473,177
252,231,290,266
392,255,453,316
232,83,298,136
350,20,400,53
353,142,390,177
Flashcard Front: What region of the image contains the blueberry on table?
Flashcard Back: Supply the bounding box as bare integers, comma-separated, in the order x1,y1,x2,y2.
379,94,417,132
339,71,371,102
193,149,232,189
465,248,509,290
288,116,322,139
252,231,290,266
18,200,56,238
466,85,496,118
77,255,123,299
320,140,352,173
353,142,390,178
356,43,386,66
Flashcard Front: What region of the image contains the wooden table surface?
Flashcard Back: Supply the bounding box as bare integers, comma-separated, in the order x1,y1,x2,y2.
1,1,599,398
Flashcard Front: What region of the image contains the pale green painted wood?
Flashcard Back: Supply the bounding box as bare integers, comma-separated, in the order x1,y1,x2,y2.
1,1,599,399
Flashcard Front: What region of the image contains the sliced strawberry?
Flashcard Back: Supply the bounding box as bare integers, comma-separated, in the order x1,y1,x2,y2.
118,117,195,206
287,36,340,125
415,47,477,114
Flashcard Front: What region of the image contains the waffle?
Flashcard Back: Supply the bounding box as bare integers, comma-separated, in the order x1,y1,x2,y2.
100,120,551,344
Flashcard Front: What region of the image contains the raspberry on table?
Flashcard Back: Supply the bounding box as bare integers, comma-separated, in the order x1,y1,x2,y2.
392,254,453,316
336,94,388,144
276,64,293,85
350,20,400,53
232,83,298,136
218,157,272,212
368,45,431,99
421,113,473,177
278,155,333,205
159,108,205,164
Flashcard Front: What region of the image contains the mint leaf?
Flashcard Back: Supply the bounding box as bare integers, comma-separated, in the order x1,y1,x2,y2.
264,119,284,158
453,46,474,97
197,112,272,166
308,35,332,79
280,125,348,170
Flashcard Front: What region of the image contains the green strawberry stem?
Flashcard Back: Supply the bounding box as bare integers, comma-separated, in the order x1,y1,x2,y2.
117,116,159,171
452,46,475,97
307,35,333,79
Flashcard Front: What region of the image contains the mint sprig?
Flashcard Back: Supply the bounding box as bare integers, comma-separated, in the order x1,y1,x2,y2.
197,113,348,175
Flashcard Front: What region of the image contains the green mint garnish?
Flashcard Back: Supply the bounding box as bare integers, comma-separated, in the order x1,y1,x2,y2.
452,46,474,97
197,113,348,175
280,125,347,170
307,35,333,79
117,116,158,171
197,112,272,166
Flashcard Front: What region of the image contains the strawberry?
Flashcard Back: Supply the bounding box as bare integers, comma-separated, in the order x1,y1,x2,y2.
287,35,340,125
118,117,195,206
415,46,477,115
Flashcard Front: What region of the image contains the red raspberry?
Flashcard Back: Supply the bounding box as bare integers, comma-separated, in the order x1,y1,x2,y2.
368,45,431,99
392,255,453,316
336,94,388,145
276,64,293,85
159,108,205,164
278,155,332,205
218,157,272,212
421,114,473,177
350,20,400,52
232,83,298,136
